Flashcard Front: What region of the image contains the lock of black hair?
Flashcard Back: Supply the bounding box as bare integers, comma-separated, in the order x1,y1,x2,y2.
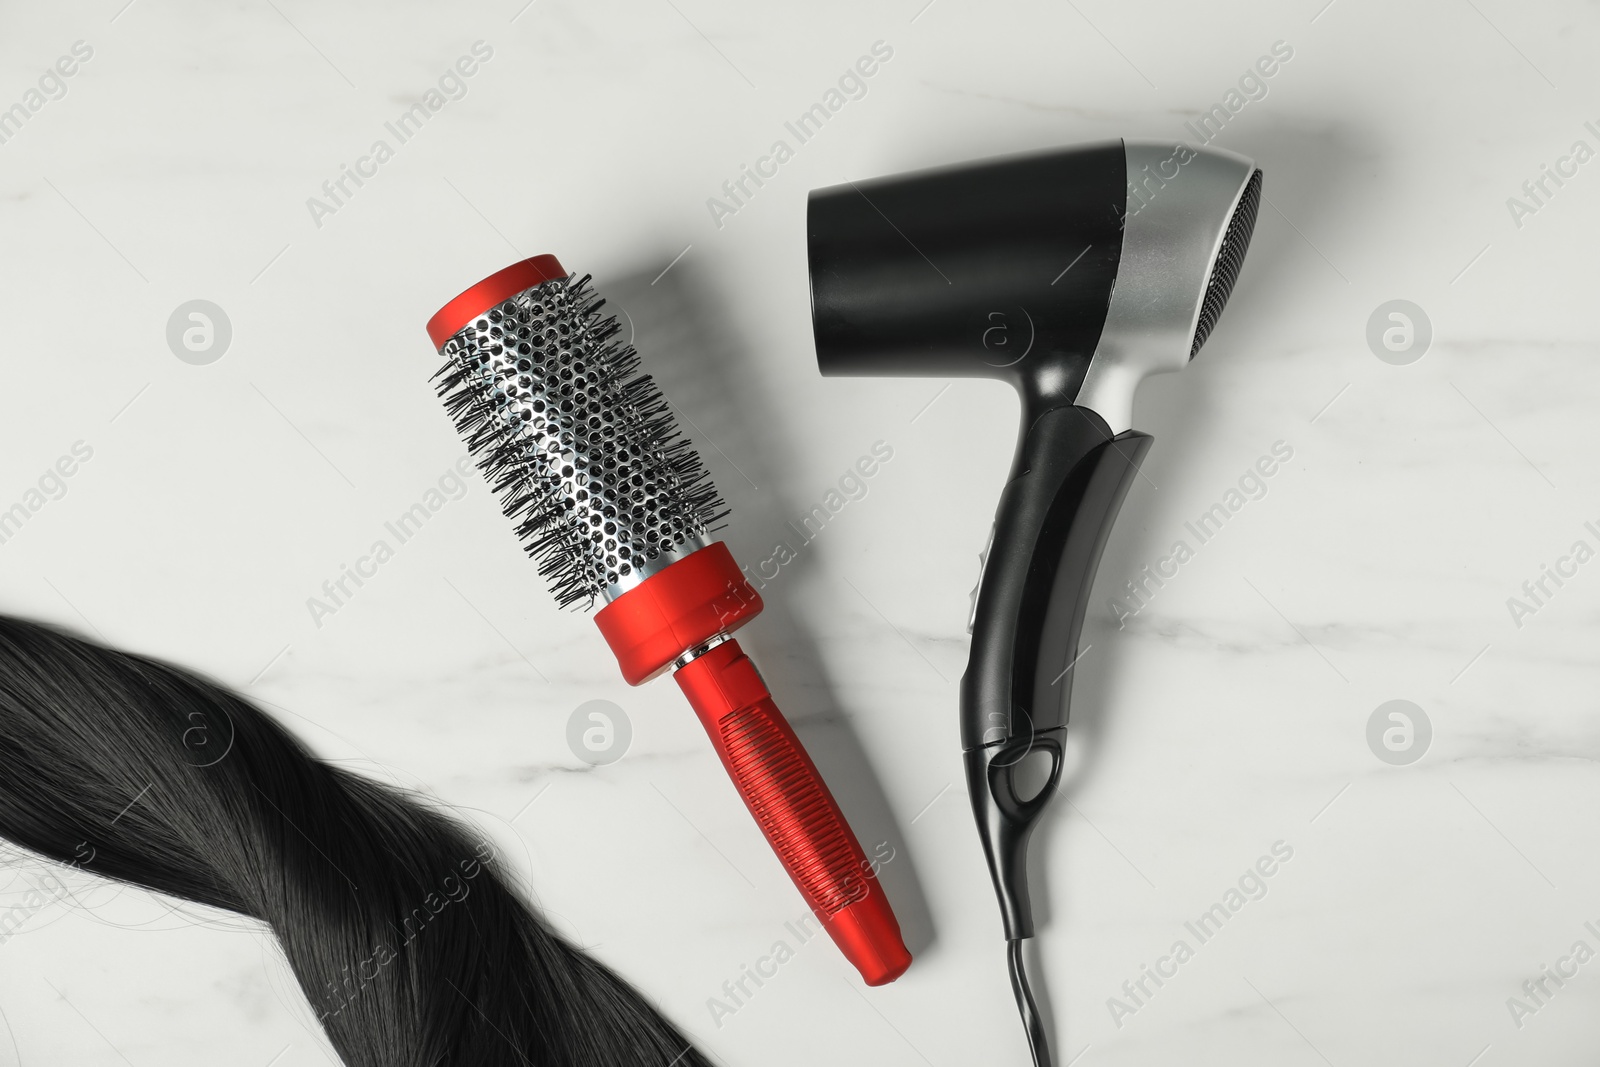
0,614,714,1067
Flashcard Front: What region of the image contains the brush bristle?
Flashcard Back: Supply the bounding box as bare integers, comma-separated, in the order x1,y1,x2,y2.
432,274,727,609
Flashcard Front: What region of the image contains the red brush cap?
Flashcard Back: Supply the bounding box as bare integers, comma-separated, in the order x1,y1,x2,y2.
826,898,914,985
426,254,567,350
595,543,762,684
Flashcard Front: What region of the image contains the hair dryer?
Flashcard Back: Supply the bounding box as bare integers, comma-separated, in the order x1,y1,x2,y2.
806,140,1262,1064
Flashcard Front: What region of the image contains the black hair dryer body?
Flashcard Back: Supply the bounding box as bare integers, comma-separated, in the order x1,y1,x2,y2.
807,140,1263,1066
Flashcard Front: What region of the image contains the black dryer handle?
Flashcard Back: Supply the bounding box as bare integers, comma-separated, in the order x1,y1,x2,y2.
961,403,1151,940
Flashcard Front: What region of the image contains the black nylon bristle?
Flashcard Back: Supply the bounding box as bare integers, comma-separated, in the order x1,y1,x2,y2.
432,273,728,609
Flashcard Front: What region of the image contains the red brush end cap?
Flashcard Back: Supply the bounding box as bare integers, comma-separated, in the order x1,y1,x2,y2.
828,900,913,986
594,543,762,685
426,254,567,350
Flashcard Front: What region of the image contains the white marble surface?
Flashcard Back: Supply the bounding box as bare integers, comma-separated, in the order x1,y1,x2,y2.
2,0,1599,1063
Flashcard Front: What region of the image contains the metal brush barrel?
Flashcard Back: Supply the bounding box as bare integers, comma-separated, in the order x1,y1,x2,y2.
432,274,725,608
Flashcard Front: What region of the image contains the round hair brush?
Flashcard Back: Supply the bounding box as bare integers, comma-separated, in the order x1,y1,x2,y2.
424,255,911,986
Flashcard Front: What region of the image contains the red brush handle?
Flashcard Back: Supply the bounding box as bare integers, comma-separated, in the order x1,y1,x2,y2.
594,543,911,983
674,640,911,986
